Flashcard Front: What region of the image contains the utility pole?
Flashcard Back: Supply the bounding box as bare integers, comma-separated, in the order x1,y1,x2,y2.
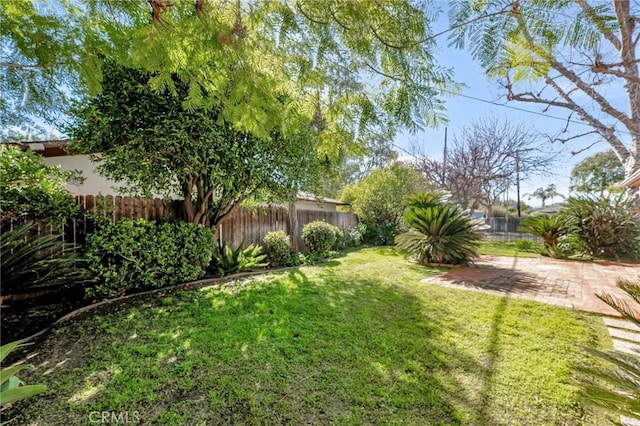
516,151,521,217
442,127,448,186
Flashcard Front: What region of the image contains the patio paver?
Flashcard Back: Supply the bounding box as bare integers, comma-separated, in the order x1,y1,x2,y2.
421,255,640,316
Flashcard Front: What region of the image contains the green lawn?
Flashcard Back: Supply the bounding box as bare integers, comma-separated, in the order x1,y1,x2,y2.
9,248,612,425
478,239,541,258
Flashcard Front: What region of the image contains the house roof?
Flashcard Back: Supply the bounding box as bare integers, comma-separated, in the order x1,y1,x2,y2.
622,168,640,188
7,139,70,157
530,203,564,215
296,191,349,206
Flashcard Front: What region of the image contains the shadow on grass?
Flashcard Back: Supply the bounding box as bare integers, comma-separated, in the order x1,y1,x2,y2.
11,260,508,425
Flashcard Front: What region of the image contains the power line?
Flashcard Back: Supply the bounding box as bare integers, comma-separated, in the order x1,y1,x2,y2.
432,86,637,137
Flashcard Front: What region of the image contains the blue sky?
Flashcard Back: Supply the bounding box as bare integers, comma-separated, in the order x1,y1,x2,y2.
393,5,617,207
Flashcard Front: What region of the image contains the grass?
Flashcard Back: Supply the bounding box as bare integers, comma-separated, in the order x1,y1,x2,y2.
478,239,541,258
7,248,612,425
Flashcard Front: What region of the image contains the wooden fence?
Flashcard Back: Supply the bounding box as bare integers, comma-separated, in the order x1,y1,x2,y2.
4,196,358,252
216,204,359,252
75,195,181,222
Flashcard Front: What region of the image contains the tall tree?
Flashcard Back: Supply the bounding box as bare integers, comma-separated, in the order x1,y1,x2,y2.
528,184,562,207
68,62,322,226
340,163,426,244
412,117,554,216
450,0,640,195
570,150,625,196
2,0,455,150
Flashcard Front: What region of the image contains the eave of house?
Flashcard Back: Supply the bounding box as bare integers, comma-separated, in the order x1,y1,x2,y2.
622,169,640,188
8,140,70,157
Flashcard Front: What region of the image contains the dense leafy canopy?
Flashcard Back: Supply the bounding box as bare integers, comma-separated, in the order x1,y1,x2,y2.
68,62,322,225
0,145,83,227
570,150,625,196
341,163,426,244
2,0,455,151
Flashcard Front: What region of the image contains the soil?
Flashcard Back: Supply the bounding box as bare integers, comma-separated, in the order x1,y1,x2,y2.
1,286,90,343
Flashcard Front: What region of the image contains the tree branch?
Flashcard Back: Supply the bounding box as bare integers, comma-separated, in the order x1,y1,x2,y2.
570,140,603,156
544,75,631,163
365,62,402,81
0,62,60,70
575,0,621,51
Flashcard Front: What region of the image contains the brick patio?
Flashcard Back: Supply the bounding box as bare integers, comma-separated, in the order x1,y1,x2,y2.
422,255,640,316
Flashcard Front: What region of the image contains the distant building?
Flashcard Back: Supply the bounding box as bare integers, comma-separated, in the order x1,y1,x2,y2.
530,203,564,215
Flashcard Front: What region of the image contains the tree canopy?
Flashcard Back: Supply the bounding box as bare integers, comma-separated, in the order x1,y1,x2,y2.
67,62,322,226
2,0,455,152
0,145,83,227
450,0,639,190
340,162,426,244
570,150,625,196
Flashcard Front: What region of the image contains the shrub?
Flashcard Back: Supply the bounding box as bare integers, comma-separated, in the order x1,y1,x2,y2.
302,221,338,254
84,219,214,298
0,145,83,228
338,226,363,248
560,195,640,260
331,226,345,249
348,226,363,246
262,230,292,266
340,163,426,246
514,238,534,251
518,215,569,258
1,222,91,294
360,221,400,245
1,340,46,408
577,276,640,421
395,194,482,265
209,242,268,277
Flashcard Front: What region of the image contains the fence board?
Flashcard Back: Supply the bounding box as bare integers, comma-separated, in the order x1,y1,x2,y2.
6,195,358,253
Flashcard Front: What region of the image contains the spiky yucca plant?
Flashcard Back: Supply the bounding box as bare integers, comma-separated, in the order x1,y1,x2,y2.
577,276,640,421
561,195,640,260
1,222,90,294
395,194,481,265
518,215,568,258
209,241,268,277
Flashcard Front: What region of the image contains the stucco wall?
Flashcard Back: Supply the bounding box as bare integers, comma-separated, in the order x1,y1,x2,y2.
44,154,126,196
294,199,338,212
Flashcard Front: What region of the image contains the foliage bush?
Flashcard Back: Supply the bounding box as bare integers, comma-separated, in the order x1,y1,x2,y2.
514,238,534,251
339,226,363,248
360,221,401,245
1,340,46,409
560,195,640,260
340,163,426,245
302,221,338,254
1,222,91,294
395,193,482,265
332,226,345,249
578,276,640,421
209,242,268,277
84,219,214,298
518,215,569,258
0,145,83,228
262,230,292,266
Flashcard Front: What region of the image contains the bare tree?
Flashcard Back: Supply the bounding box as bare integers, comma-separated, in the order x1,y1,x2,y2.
450,1,640,197
412,117,555,217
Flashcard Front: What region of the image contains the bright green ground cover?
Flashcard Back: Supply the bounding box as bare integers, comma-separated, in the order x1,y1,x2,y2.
10,248,611,425
478,239,541,258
